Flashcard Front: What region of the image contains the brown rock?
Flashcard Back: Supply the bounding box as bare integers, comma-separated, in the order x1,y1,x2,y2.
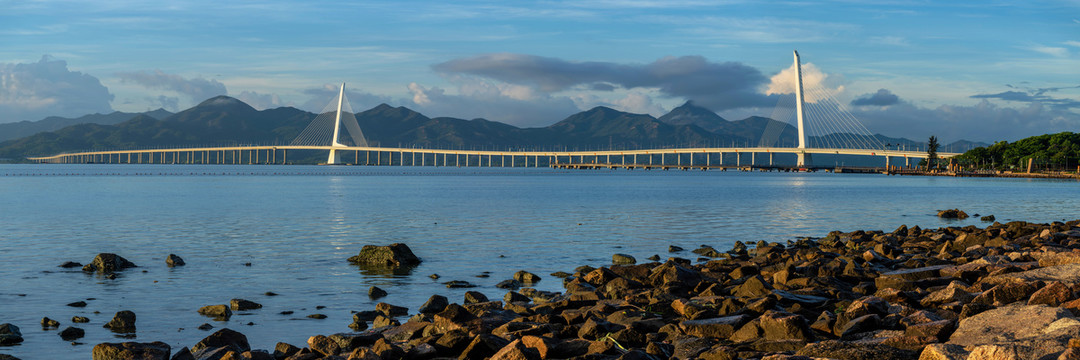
759,310,814,341
191,328,250,354
519,335,554,358
796,340,918,360
307,335,340,356
971,281,1038,306
102,310,136,333
229,299,262,311
82,253,137,273
490,339,541,360
514,270,542,284
347,243,421,267
375,302,409,316
949,304,1074,347
459,334,510,360
917,343,969,360
680,315,749,339
905,319,956,341
198,304,232,320
91,341,170,360
1029,281,1075,306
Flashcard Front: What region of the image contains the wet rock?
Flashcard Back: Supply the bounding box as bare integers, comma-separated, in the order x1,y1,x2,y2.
165,254,185,267
796,339,918,360
59,261,82,268
347,243,421,267
514,271,542,284
190,328,250,355
72,316,90,323
496,279,523,289
307,313,327,319
41,316,60,329
82,253,137,273
464,291,490,304
67,300,88,307
198,304,232,320
504,291,531,304
230,298,262,311
0,324,23,345
91,341,170,360
102,310,136,333
613,254,637,265
368,286,388,299
197,323,213,331
444,280,477,288
692,245,724,258
419,294,449,314
59,326,84,340
981,215,996,222
938,209,969,219
669,245,684,252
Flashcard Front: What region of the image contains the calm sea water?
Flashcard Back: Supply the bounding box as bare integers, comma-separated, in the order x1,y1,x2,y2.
0,164,1077,357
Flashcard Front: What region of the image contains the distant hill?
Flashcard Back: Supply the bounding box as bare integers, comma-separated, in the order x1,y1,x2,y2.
0,95,984,162
0,109,173,142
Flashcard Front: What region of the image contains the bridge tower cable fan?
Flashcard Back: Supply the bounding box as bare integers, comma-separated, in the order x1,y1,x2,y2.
794,50,811,168
290,82,368,164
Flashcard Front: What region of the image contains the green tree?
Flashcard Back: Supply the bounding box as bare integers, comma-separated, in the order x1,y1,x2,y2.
927,136,939,170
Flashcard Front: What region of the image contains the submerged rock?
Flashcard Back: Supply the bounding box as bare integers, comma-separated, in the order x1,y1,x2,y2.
347,243,421,267
937,209,969,219
230,298,262,311
82,253,136,273
58,326,84,341
198,305,232,321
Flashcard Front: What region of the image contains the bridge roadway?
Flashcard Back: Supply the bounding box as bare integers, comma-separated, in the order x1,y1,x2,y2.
27,145,957,169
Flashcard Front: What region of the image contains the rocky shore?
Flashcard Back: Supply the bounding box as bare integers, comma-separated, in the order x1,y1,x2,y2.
8,219,1080,359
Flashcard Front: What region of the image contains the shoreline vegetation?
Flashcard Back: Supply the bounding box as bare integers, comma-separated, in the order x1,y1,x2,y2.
7,217,1080,359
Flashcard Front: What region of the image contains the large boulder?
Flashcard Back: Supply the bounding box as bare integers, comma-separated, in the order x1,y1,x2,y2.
347,243,421,267
190,328,250,355
91,342,170,360
796,340,918,360
82,253,137,273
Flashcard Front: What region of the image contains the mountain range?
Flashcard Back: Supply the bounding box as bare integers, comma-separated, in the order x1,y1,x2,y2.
0,97,987,161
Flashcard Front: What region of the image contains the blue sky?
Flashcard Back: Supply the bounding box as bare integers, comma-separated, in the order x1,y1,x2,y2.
1,0,1078,142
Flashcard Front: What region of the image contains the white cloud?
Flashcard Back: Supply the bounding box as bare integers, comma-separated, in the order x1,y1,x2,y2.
406,81,580,127
765,61,844,102
1030,46,1069,57
0,56,114,122
1065,40,1080,48
115,70,227,103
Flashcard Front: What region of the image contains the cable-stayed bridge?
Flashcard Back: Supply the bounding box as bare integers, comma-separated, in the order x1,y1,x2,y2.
28,51,958,170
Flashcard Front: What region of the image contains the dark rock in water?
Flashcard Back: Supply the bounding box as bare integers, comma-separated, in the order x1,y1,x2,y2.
495,279,522,289
0,324,23,345
230,298,262,311
198,305,232,321
91,341,170,360
197,323,213,331
938,209,969,219
307,334,341,357
58,326,84,341
612,253,637,265
352,310,379,323
264,291,278,296
82,253,137,273
692,245,723,258
347,243,421,267
278,311,293,315
59,261,82,268
464,291,489,304
67,301,88,308
368,286,388,299
373,315,400,328
419,295,449,314
41,316,60,329
503,291,530,304
165,254,185,267
169,347,194,360
668,245,684,252
981,214,996,222
72,316,89,323
550,271,572,278
307,314,327,319
102,310,136,333
444,280,476,288
191,328,250,355
647,254,661,261
429,273,440,279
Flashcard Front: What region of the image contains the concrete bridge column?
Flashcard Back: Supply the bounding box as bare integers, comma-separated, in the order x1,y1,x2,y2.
770,152,774,166
752,152,756,167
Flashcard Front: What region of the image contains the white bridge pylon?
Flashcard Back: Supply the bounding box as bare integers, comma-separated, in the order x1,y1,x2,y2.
290,82,368,164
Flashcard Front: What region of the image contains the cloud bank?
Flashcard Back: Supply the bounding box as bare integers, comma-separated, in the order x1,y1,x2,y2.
116,70,227,105
0,56,114,122
851,89,900,106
